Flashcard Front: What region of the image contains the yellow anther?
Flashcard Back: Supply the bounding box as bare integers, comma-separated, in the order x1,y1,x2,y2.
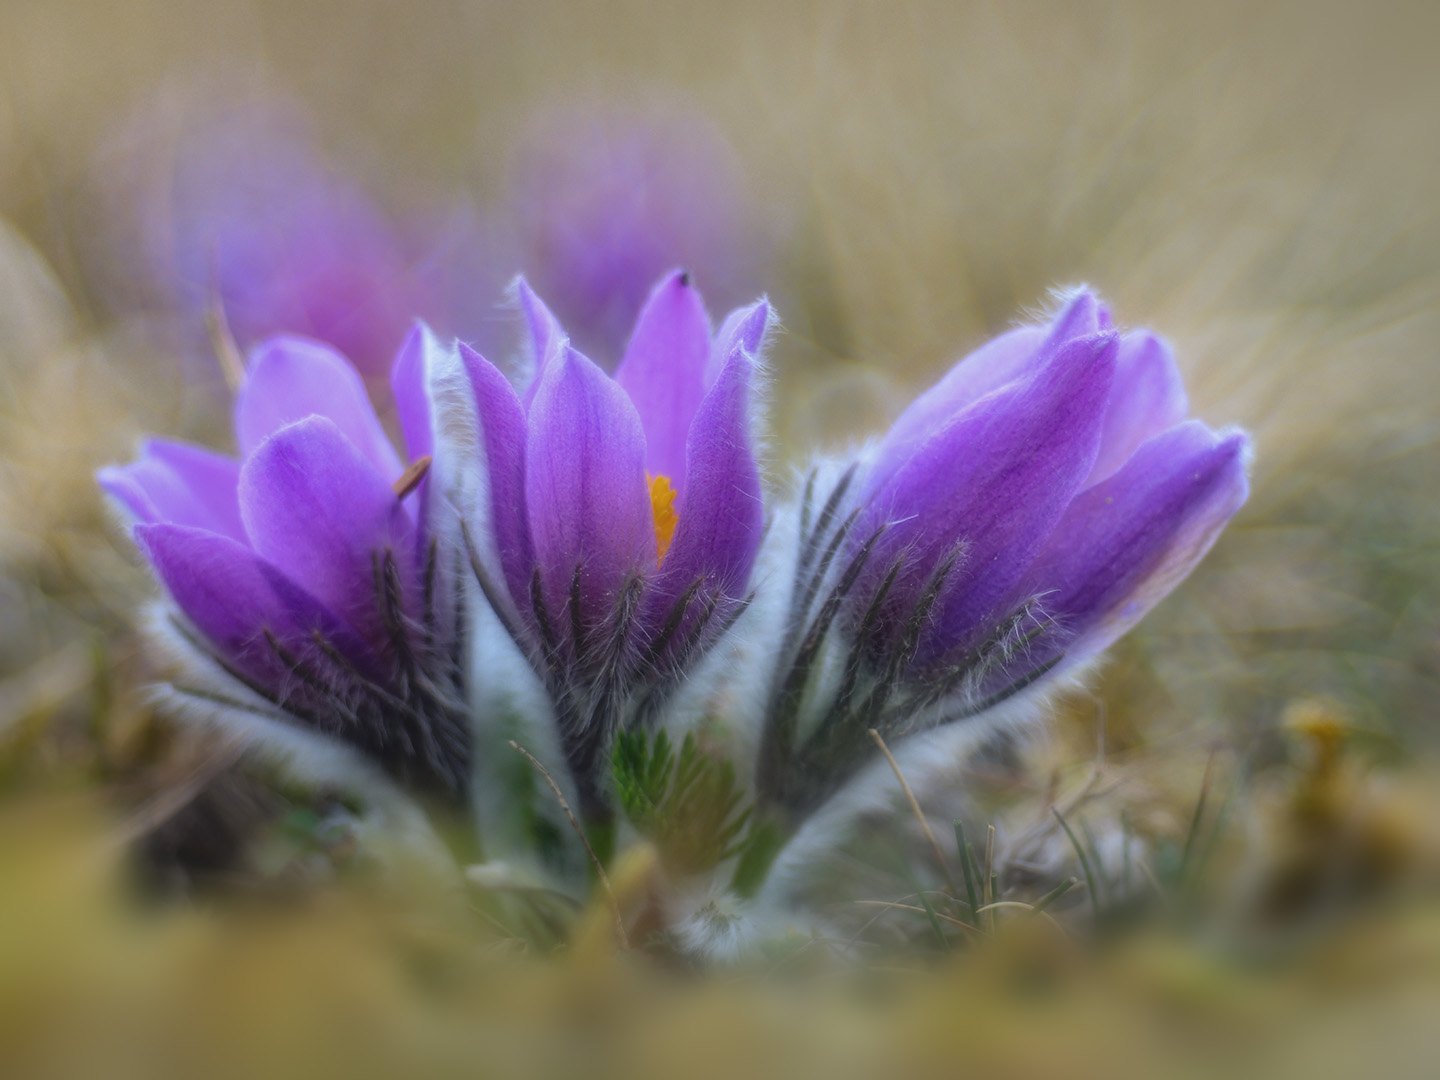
648,473,679,563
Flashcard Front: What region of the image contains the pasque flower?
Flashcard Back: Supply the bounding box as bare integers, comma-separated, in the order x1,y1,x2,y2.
461,270,771,815
758,289,1250,817
99,330,470,797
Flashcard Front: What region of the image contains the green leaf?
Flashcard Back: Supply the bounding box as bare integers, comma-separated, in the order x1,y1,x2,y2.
611,729,757,876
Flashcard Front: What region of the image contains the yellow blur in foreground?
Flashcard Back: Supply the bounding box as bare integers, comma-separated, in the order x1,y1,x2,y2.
0,794,1437,1080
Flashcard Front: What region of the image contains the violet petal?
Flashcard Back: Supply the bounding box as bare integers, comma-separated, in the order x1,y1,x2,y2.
459,343,535,614
525,345,653,639
873,290,1106,482
871,325,1048,475
99,439,245,543
235,335,402,480
651,337,764,615
514,277,566,408
1084,331,1189,488
1043,288,1104,346
614,270,711,496
1027,420,1250,664
859,332,1120,661
388,323,434,463
136,521,384,690
706,298,770,391
238,416,417,656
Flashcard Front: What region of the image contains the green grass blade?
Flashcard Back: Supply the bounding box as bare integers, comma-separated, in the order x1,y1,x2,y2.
954,820,982,920
1053,807,1099,927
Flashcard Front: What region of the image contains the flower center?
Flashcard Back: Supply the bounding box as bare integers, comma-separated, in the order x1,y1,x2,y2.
648,473,678,563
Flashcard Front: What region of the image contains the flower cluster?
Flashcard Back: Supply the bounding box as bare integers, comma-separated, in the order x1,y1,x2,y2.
101,276,1249,951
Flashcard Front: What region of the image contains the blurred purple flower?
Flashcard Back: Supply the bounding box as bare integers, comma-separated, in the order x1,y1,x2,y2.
462,271,771,812
759,289,1250,815
506,109,767,361
101,99,460,377
99,331,470,797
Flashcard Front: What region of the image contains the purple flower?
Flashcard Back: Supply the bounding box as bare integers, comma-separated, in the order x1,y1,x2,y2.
99,98,458,377
505,108,768,360
461,271,771,813
758,289,1249,816
98,330,470,797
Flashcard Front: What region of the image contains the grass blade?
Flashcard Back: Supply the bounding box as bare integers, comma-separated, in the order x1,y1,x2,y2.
954,820,982,921
1053,807,1099,928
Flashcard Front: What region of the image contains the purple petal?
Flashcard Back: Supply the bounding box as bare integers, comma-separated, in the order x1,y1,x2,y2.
525,345,653,638
706,297,771,389
859,332,1120,660
1026,420,1250,663
235,335,402,481
872,290,1105,474
1084,331,1189,487
1043,288,1104,346
614,270,711,496
650,339,764,616
98,439,245,542
513,277,567,408
873,325,1048,473
136,522,384,690
388,323,434,463
238,416,417,655
459,343,535,614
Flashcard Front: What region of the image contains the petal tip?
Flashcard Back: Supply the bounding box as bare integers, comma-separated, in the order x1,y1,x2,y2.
1218,427,1255,496
731,298,774,356
398,320,428,351
1045,286,1104,341
652,267,691,292
95,466,144,517
246,332,345,370
94,463,125,488
505,273,534,301
131,520,191,563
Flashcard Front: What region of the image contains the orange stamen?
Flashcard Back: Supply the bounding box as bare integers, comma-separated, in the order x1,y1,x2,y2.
648,473,679,563
392,456,432,501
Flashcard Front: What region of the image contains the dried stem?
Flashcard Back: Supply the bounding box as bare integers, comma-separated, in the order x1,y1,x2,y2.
984,823,996,933
111,737,247,850
204,267,247,394
852,899,981,935
867,728,954,891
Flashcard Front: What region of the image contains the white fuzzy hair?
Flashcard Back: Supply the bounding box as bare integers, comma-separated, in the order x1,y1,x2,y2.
141,603,460,886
